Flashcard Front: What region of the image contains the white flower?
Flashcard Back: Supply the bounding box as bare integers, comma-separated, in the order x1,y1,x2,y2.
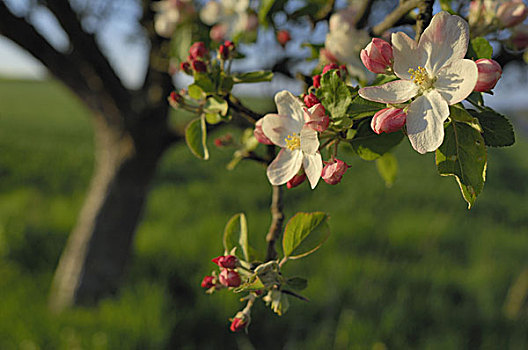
152,0,194,38
261,91,323,189
358,12,478,154
200,0,251,39
324,6,371,79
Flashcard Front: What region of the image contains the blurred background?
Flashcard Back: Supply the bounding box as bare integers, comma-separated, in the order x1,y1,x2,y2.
1,0,528,349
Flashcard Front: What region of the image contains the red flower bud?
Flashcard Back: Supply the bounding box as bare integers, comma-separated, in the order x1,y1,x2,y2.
230,311,250,332
360,38,394,74
497,0,528,28
191,60,207,73
254,118,274,145
189,41,208,60
219,269,241,287
201,275,215,289
312,74,321,88
212,255,238,269
322,159,349,185
287,172,306,189
303,103,329,132
371,108,406,134
170,91,182,104
323,63,340,75
277,30,292,47
303,93,320,108
180,62,192,75
474,59,502,92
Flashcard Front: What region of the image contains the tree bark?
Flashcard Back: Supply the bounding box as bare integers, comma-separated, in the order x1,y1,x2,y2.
49,109,172,311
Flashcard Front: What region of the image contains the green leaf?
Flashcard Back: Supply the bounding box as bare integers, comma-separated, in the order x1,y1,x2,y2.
376,153,398,187
233,276,265,293
449,105,482,132
347,95,385,119
232,71,274,83
185,117,209,160
193,72,216,93
436,121,487,209
348,120,404,160
468,108,515,147
466,91,484,107
204,96,228,116
187,84,203,100
467,37,493,60
223,213,250,262
282,212,330,259
316,70,353,120
285,277,307,291
205,113,222,124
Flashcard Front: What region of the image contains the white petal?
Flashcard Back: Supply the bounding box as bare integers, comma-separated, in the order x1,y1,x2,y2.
200,1,223,25
267,149,303,186
274,90,305,127
406,90,449,154
435,59,478,105
302,152,323,189
300,125,319,155
261,113,300,148
392,32,425,80
358,80,419,104
419,12,470,75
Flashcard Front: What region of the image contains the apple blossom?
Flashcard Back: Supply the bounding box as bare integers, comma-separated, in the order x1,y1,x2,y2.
324,6,371,79
254,118,274,145
321,159,349,185
360,38,394,74
303,104,329,132
261,91,323,189
303,93,320,108
359,12,478,154
152,0,195,38
200,0,253,40
474,59,502,92
287,172,306,189
371,108,407,134
219,269,241,287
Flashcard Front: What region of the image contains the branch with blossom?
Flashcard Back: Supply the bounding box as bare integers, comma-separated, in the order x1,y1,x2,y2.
158,0,522,333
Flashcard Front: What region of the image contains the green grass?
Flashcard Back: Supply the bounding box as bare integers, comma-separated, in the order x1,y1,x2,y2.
1,79,528,349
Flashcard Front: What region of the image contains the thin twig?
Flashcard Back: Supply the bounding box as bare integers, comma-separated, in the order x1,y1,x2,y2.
265,185,285,261
415,0,434,41
372,0,422,36
225,95,262,125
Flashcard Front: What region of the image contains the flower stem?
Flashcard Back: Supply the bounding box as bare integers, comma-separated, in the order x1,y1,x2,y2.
265,185,285,261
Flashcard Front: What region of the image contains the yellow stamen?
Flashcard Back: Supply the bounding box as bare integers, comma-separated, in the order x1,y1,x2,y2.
285,133,301,151
408,66,434,89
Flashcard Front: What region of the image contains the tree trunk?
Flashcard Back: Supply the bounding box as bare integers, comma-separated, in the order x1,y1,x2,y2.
49,112,170,312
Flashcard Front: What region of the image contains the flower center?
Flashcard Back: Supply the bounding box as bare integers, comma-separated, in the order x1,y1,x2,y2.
285,133,301,151
408,66,434,90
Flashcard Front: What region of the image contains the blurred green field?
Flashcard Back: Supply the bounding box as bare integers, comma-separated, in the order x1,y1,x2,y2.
1,79,528,349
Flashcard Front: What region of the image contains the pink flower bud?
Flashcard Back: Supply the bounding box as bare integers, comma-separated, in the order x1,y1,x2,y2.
230,311,250,332
303,93,320,108
210,23,228,42
254,118,274,145
510,24,528,50
212,255,238,269
170,91,182,103
371,108,406,134
287,172,306,189
323,63,340,75
219,40,235,60
474,59,502,92
189,42,208,60
312,74,321,88
304,104,329,132
191,59,207,73
322,159,349,185
180,62,192,75
360,38,394,74
201,275,215,289
277,30,291,47
497,0,528,28
219,269,241,287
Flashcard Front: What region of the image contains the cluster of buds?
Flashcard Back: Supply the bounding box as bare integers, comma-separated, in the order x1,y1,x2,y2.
201,254,242,293
181,42,210,74
312,64,347,89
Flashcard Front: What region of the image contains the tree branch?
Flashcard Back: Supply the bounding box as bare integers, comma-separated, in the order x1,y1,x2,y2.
415,0,434,41
372,0,422,36
225,95,262,125
265,185,285,261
